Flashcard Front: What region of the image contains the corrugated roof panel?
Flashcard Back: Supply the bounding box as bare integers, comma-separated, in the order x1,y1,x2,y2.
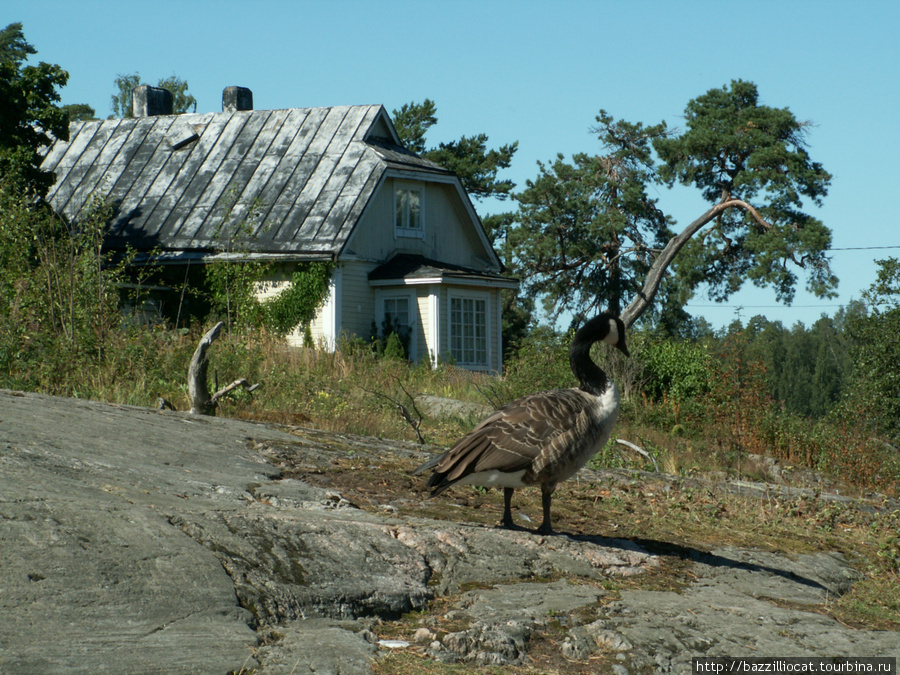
63,120,129,216
83,118,142,210
333,156,387,253
272,106,372,242
41,128,76,176
192,110,274,244
177,113,254,242
300,140,371,243
43,103,474,259
304,106,348,156
227,109,295,239
250,108,321,235
155,114,232,243
255,108,328,241
107,117,175,206
45,121,104,211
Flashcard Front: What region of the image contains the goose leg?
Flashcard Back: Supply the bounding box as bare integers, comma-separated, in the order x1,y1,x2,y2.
502,487,516,528
537,485,554,535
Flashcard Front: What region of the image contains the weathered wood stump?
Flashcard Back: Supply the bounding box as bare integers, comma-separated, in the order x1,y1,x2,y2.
188,322,261,415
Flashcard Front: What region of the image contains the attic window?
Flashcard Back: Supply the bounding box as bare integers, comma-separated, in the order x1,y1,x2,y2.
394,183,424,238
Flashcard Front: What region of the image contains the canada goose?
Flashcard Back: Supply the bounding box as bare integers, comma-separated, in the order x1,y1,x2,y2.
413,313,628,534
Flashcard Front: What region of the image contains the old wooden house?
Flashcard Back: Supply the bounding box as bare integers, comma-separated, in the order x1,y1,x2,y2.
42,86,517,371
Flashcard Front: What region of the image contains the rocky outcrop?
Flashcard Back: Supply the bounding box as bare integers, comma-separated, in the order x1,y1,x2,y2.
1,390,897,674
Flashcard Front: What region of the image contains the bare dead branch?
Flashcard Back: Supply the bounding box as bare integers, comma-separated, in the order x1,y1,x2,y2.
210,379,262,407
187,322,262,415
361,379,427,444
615,438,660,472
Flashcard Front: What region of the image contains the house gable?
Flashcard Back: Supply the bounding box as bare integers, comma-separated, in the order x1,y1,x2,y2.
341,175,499,272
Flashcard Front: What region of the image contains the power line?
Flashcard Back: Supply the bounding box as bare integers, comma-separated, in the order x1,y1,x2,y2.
687,304,846,309
827,245,900,251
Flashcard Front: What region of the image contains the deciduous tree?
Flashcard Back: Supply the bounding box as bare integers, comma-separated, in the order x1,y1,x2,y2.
110,72,197,118
0,22,69,199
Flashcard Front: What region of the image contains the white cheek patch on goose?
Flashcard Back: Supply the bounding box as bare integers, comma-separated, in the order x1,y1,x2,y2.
603,319,619,347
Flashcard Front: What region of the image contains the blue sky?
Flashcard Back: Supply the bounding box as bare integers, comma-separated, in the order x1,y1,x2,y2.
14,0,900,330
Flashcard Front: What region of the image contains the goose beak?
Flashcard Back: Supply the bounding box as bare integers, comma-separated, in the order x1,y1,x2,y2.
618,342,630,357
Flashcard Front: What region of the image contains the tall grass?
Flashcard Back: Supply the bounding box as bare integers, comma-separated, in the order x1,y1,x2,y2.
3,314,898,495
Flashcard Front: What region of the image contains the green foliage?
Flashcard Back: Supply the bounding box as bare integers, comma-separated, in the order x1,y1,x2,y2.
391,99,518,201
0,184,140,386
844,258,900,439
156,74,198,114
654,79,837,305
641,339,710,402
204,260,269,329
202,190,269,332
0,22,36,67
486,326,575,405
727,314,853,418
109,72,140,118
110,72,197,118
261,262,332,337
369,313,411,361
507,110,671,319
62,103,96,122
505,80,836,329
391,99,437,155
0,23,69,198
383,330,406,361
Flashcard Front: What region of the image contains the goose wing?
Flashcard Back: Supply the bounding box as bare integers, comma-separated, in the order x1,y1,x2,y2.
414,388,594,493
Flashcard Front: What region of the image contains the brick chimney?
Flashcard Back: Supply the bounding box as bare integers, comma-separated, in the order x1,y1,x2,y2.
132,85,174,117
223,86,253,112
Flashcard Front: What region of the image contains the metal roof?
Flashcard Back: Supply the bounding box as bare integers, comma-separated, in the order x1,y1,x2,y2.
42,105,453,256
368,253,518,288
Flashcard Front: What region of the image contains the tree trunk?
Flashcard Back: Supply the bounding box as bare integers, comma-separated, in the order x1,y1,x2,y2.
187,322,262,415
620,198,770,328
188,322,224,415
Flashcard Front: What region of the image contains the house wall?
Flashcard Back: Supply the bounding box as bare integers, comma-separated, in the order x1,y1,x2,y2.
258,266,503,372
339,261,377,342
346,178,493,269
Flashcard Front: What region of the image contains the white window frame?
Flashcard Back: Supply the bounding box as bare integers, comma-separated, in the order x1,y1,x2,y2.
449,290,490,369
394,182,425,239
375,289,417,361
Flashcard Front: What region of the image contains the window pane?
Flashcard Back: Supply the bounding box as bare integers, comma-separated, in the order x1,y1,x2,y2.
450,297,487,366
395,189,407,229
408,190,421,229
384,298,409,330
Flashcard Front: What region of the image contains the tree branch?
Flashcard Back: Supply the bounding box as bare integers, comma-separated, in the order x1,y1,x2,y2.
620,198,772,327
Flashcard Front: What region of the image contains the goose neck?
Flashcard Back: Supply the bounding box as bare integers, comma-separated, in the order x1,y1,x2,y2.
569,342,609,396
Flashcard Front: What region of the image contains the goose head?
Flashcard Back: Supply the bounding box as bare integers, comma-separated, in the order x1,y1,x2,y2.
574,313,629,356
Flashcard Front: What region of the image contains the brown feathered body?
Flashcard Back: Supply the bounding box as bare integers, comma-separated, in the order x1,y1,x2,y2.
413,313,628,533
418,384,620,495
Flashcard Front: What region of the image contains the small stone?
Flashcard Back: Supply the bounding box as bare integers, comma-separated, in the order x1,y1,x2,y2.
413,627,436,643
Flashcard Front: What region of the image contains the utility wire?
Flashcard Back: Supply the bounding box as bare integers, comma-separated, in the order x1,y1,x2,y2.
826,245,900,251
